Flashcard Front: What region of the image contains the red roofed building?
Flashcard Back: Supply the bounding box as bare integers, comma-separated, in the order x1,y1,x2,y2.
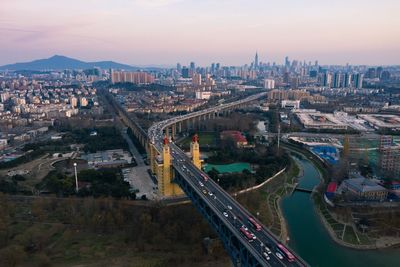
325,181,337,199
220,130,248,148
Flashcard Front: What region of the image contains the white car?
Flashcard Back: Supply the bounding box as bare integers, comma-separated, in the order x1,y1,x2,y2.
199,182,204,187
208,192,213,197
276,252,283,260
263,252,270,261
223,212,228,218
227,205,232,210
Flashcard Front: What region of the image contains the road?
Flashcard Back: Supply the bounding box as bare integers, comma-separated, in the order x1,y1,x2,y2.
148,92,308,267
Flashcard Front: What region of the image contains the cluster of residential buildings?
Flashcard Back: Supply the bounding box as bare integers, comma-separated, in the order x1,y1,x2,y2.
114,89,208,114
0,83,100,128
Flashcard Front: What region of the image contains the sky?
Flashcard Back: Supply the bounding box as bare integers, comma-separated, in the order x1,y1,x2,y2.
0,0,400,66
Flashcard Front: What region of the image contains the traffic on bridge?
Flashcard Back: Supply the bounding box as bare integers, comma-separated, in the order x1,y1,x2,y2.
147,92,309,267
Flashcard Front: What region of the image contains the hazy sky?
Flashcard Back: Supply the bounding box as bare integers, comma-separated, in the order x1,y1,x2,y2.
1,0,399,66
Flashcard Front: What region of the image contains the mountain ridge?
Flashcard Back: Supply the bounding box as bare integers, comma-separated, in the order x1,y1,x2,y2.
0,55,139,71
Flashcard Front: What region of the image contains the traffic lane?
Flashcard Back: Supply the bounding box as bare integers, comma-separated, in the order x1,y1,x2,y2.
173,163,278,266
172,151,295,266
174,168,271,267
174,161,286,266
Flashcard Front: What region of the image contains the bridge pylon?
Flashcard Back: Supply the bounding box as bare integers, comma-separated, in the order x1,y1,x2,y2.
190,134,203,169
153,136,184,197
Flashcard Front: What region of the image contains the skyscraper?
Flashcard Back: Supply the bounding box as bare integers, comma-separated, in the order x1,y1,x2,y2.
323,72,332,87
181,67,189,78
343,73,352,88
354,73,363,89
333,72,342,88
190,62,195,71
254,52,259,69
285,56,290,68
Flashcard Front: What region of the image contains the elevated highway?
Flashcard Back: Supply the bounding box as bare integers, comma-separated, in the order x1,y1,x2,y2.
146,92,309,267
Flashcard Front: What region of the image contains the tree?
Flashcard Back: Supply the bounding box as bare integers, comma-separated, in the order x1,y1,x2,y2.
0,245,27,267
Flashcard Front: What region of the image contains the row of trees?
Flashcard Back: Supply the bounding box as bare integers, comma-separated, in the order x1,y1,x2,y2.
36,169,135,199
0,195,225,266
207,143,289,191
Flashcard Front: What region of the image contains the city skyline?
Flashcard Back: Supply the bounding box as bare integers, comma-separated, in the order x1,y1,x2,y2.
1,0,400,66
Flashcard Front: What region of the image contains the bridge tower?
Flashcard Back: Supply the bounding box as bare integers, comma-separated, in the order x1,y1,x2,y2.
190,134,202,169
156,136,184,197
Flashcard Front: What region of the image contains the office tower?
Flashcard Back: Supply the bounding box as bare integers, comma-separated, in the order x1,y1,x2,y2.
216,63,220,70
376,67,383,78
176,63,182,72
366,68,376,78
211,63,215,74
315,60,319,67
343,73,352,88
264,79,275,89
181,67,189,78
285,56,290,68
283,72,290,84
254,52,259,69
354,73,363,89
381,71,391,81
190,62,195,71
333,72,342,88
309,70,318,78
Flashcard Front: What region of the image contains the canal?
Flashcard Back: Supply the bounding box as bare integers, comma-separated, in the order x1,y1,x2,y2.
281,155,400,267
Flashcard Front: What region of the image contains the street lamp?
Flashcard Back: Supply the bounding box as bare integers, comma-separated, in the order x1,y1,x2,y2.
73,162,79,192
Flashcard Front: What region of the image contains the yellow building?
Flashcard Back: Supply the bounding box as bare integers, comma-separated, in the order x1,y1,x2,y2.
153,136,183,197
190,134,203,169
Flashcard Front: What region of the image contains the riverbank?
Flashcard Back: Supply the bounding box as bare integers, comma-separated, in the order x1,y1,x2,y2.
237,156,300,243
281,155,400,267
283,144,400,250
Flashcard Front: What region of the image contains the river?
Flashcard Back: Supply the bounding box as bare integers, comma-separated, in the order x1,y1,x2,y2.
281,155,400,267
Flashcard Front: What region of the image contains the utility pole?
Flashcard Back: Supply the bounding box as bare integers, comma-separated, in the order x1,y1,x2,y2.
277,122,281,153
74,162,79,192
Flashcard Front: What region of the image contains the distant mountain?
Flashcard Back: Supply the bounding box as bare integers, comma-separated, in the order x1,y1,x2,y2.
0,55,139,71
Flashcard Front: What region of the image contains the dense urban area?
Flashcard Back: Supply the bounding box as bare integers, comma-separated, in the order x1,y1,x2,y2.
1,53,400,266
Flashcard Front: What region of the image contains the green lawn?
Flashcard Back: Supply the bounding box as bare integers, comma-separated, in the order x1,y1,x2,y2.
343,225,358,244
204,162,251,174
180,132,216,147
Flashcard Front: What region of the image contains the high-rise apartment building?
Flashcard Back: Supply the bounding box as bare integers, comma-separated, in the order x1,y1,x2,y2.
343,73,352,88
111,70,155,84
333,72,342,88
354,73,363,89
264,79,275,89
322,72,332,87
192,73,202,86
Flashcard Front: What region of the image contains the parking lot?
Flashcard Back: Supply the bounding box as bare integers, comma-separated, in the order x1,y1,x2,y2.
122,166,157,200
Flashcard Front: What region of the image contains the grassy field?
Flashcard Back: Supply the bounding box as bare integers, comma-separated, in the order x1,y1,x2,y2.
180,132,216,147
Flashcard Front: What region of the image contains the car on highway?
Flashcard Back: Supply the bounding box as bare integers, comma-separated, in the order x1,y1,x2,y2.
276,252,283,260
265,247,272,254
208,191,213,197
227,205,232,210
223,212,228,218
263,252,270,261
199,181,204,187
202,189,207,195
